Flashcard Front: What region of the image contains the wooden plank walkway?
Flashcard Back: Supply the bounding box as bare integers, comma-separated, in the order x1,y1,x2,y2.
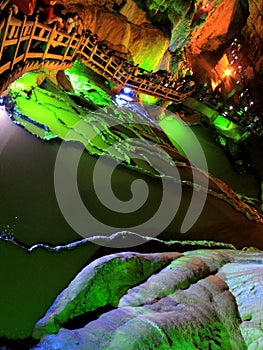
0,9,194,104
0,9,261,136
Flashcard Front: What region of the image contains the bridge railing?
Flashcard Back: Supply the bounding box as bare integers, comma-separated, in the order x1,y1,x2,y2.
78,40,193,103
0,10,81,76
1,10,261,135
0,9,193,103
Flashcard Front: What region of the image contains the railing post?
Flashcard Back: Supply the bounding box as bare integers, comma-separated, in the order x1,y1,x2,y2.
0,8,13,60
73,34,84,59
10,15,27,70
104,55,113,73
111,60,124,82
89,42,98,62
42,24,56,60
121,69,133,86
62,32,76,62
77,35,89,57
139,78,148,91
23,15,38,62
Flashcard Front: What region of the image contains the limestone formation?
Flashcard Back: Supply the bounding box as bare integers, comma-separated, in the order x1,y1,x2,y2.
32,252,181,339
32,249,263,349
188,0,248,55
242,0,263,80
56,0,263,89
59,2,169,71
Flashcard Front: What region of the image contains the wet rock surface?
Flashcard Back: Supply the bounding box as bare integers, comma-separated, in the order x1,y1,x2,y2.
32,249,263,349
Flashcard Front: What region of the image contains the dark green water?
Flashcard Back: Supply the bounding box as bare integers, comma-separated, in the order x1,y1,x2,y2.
0,109,99,339
0,108,181,339
0,106,262,340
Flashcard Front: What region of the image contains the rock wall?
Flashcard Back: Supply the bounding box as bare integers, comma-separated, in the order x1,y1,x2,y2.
185,0,263,97
242,0,263,80
185,0,248,82
57,0,263,79
120,0,150,26
188,0,248,56
59,2,169,71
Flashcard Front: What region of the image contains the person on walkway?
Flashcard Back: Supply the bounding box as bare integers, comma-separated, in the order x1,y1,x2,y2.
76,16,84,35
65,12,79,34
53,4,66,30
37,0,58,26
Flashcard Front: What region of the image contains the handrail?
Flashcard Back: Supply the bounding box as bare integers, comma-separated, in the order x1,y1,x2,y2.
0,11,261,136
0,10,193,104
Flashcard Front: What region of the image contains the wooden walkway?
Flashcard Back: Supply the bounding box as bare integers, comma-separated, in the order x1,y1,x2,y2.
0,10,194,102
0,9,261,137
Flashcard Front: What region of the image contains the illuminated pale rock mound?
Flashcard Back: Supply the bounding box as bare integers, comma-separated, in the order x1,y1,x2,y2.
32,252,181,338
32,249,263,349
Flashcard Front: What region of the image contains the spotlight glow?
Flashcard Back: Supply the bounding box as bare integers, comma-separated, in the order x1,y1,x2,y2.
225,68,232,77
123,87,132,94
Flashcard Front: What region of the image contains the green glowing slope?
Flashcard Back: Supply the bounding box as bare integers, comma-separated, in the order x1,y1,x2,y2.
6,70,263,226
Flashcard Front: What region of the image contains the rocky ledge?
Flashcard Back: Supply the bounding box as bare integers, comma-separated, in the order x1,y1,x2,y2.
31,249,263,349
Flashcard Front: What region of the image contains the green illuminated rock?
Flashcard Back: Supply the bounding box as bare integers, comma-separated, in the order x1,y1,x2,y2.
32,251,182,338
5,69,263,245
119,250,232,307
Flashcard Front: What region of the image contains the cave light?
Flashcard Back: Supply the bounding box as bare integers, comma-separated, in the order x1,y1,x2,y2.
224,68,232,77
213,54,231,81
201,3,210,12
210,79,219,91
115,86,137,104
115,94,134,104
123,87,132,94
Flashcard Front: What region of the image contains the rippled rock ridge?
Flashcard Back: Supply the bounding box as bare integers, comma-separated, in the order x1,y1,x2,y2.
32,249,263,350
